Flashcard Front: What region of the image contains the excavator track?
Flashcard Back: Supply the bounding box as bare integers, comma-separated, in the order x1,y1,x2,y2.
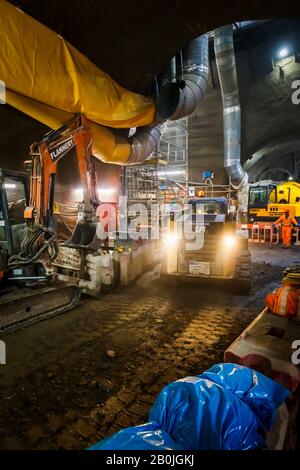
0,283,81,335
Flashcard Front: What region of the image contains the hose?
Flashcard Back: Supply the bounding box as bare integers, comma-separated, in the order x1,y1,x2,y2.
8,225,58,266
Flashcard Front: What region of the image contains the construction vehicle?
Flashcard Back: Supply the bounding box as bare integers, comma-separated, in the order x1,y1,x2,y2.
161,197,251,293
0,115,115,333
0,166,81,333
248,180,300,223
0,168,28,279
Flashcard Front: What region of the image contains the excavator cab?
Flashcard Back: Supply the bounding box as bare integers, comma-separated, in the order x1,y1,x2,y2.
0,165,81,333
0,169,28,280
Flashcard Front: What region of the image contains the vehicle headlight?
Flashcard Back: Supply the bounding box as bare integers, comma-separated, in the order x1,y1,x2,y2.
222,234,236,249
164,232,179,246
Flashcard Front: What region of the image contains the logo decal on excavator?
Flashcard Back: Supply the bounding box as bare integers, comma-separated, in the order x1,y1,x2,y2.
49,138,74,162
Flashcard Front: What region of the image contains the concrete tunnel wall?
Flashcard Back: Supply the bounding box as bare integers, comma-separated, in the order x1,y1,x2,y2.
189,20,300,184
1,20,300,187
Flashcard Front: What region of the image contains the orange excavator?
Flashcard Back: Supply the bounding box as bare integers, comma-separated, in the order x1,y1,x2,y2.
0,116,111,333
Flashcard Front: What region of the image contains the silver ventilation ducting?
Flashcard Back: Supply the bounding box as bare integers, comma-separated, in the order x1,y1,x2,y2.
214,25,247,189
126,34,208,165
126,34,209,166
126,125,162,165
156,34,209,121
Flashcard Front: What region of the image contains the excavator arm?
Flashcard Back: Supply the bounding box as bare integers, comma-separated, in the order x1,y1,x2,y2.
1,116,104,332
25,115,98,226
10,115,99,265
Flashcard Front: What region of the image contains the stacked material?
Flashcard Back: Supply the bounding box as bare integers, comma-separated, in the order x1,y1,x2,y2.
282,266,300,286
85,253,114,288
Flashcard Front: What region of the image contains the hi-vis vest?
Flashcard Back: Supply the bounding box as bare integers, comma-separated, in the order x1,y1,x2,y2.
275,214,297,227
266,285,300,317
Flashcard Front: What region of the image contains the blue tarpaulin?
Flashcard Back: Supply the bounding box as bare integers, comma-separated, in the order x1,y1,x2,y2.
88,363,289,450
89,423,182,450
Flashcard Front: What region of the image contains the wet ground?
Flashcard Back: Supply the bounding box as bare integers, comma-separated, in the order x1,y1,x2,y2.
0,244,297,450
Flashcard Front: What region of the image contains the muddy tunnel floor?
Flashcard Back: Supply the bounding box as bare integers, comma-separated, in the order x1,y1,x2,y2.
0,245,295,450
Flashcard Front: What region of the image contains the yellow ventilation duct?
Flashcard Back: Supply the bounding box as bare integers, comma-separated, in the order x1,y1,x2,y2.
0,1,210,166
6,89,132,164
0,0,155,130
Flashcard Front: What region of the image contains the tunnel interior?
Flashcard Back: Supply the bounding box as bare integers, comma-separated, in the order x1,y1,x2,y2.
0,0,300,455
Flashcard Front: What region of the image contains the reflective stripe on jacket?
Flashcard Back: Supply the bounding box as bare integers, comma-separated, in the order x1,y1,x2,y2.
274,214,298,227
265,285,300,317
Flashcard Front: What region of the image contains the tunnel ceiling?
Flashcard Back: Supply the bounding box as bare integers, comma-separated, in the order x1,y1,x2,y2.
7,0,300,93
1,2,300,178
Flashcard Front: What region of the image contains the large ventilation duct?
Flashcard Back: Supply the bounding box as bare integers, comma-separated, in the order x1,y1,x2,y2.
7,88,161,165
214,25,247,189
156,34,209,120
1,0,161,166
0,0,155,129
126,126,162,164
1,1,205,167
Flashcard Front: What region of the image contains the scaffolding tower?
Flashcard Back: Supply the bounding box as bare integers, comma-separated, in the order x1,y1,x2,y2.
121,117,189,207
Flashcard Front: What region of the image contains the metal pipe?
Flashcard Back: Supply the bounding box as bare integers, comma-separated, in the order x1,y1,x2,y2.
170,57,177,82
156,34,209,120
214,25,247,188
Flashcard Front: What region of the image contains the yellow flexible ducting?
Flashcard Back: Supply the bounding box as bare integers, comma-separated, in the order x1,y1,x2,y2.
0,0,155,130
7,89,132,164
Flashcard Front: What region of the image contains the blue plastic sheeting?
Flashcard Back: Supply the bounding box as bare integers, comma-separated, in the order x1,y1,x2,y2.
200,363,289,430
88,422,182,450
88,363,289,450
149,363,289,450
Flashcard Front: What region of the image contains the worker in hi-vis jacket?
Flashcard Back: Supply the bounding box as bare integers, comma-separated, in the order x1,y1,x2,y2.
273,208,299,248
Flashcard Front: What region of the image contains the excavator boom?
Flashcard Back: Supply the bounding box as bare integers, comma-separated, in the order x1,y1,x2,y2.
0,116,104,334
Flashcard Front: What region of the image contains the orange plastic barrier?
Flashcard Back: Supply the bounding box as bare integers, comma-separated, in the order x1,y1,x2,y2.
224,308,300,448
248,223,280,246
245,222,300,246
224,308,300,392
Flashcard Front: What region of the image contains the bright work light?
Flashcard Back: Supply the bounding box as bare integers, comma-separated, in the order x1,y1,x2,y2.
279,47,289,59
222,234,236,249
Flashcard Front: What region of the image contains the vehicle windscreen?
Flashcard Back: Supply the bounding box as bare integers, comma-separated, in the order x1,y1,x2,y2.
191,201,221,215
249,187,268,208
